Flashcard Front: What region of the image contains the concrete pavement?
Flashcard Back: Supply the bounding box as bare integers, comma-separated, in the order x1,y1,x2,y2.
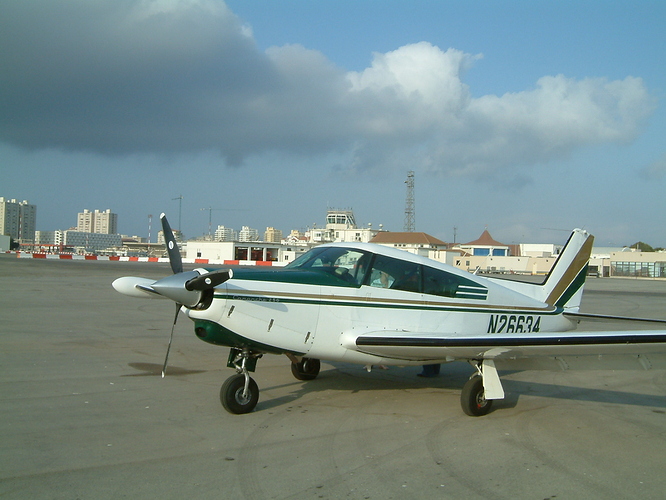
1,255,665,499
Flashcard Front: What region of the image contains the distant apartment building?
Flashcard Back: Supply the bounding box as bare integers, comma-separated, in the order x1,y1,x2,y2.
239,226,260,242
0,197,37,243
156,229,183,245
77,209,118,234
214,225,238,242
264,227,283,243
36,230,121,253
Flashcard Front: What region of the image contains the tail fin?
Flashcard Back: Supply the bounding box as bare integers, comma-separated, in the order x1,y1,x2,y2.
540,228,594,311
486,228,594,312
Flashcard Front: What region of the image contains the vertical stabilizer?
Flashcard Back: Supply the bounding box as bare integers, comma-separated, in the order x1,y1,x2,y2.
541,229,594,312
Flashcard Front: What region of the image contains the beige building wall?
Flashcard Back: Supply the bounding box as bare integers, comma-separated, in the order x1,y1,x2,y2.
453,255,558,275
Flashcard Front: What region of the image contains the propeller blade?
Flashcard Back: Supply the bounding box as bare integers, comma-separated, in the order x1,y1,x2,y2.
162,303,181,377
161,213,183,275
186,269,233,291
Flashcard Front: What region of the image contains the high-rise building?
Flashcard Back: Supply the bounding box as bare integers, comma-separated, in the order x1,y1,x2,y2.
77,209,118,234
239,226,260,242
264,227,283,243
214,225,238,242
0,198,37,243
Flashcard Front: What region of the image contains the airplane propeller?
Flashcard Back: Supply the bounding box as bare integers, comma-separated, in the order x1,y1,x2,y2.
153,213,232,377
112,213,233,376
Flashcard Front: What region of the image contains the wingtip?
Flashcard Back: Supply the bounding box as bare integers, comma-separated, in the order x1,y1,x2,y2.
160,213,166,219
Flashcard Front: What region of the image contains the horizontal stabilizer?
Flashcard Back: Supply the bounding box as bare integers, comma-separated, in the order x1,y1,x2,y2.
565,312,666,325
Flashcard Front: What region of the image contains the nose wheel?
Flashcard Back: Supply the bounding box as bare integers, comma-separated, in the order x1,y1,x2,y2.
220,373,259,414
221,348,261,414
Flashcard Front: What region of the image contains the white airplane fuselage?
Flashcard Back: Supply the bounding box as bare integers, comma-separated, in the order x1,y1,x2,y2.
186,242,575,366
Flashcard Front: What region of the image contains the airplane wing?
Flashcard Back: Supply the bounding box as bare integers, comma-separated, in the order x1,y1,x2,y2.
345,329,666,371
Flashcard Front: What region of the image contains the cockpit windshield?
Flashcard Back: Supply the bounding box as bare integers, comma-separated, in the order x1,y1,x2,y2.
286,247,370,286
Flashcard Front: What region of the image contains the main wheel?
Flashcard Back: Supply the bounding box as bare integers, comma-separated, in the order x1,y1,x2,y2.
460,375,493,416
291,357,321,381
220,374,259,414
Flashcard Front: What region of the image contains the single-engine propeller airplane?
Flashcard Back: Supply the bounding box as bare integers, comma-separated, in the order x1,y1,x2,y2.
113,214,666,416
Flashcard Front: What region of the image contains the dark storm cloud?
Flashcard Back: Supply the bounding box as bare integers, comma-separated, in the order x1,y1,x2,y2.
0,1,292,163
0,1,656,175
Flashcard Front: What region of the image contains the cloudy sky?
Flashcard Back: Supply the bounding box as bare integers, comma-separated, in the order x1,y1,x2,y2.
2,0,665,246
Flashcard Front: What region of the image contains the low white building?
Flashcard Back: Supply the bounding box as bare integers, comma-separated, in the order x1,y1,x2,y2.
185,240,284,264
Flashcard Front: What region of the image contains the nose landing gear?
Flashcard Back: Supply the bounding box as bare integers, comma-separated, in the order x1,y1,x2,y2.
220,348,261,414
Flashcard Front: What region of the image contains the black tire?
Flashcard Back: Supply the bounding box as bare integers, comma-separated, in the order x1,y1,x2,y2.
220,374,259,414
460,375,493,416
291,357,321,381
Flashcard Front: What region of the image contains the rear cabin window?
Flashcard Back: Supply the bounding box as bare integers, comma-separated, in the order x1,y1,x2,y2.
423,266,460,297
423,266,487,299
364,255,483,298
365,255,421,292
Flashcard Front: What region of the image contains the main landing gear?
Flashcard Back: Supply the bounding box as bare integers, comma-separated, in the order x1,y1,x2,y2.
290,357,321,381
460,359,503,416
460,374,493,416
220,349,321,414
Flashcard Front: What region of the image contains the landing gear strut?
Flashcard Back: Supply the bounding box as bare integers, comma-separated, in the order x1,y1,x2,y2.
220,348,261,414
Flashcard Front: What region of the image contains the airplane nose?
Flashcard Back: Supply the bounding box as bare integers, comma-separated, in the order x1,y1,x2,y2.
150,271,203,307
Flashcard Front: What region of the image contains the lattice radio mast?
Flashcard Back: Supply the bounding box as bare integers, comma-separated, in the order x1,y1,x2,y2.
404,171,415,232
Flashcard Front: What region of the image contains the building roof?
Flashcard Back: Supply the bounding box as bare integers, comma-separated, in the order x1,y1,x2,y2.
370,232,447,246
463,229,507,247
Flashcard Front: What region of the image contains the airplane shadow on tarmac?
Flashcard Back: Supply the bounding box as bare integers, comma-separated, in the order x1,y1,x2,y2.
257,365,666,414
122,361,666,414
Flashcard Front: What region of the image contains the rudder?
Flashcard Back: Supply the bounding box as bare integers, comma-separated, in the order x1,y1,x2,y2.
541,229,594,311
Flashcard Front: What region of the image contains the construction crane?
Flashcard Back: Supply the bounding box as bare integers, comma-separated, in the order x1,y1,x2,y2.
200,207,248,238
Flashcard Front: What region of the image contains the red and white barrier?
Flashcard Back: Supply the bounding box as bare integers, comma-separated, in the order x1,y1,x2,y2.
13,252,283,266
